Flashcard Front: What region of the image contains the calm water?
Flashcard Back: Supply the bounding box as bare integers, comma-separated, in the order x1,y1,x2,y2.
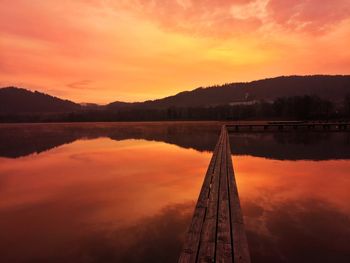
0,122,350,263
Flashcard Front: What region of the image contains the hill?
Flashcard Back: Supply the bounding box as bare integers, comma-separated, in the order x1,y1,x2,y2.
107,75,350,109
1,75,349,116
0,87,81,113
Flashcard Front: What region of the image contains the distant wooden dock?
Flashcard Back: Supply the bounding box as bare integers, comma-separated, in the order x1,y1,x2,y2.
179,126,250,263
227,121,350,132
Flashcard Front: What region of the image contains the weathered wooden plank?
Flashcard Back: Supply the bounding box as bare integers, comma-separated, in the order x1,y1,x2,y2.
226,129,251,263
178,130,223,263
226,121,350,133
231,223,251,263
196,132,222,208
197,129,225,262
179,207,206,263
216,130,233,262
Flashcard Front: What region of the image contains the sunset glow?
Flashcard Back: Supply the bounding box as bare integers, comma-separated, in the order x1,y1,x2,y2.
1,0,350,103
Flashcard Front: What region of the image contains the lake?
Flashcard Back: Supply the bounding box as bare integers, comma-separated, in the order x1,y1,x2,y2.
0,122,349,263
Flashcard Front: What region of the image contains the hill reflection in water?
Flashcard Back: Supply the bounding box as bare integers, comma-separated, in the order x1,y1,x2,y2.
0,122,350,160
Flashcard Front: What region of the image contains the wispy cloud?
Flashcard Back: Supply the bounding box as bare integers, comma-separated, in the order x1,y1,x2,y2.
67,80,94,90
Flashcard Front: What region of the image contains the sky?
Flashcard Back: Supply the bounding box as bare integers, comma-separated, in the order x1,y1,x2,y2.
0,0,350,104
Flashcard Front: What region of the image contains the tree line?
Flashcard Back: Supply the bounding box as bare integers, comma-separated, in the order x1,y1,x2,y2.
1,95,350,122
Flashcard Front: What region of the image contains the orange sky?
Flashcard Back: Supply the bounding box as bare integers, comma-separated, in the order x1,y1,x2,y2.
1,0,350,103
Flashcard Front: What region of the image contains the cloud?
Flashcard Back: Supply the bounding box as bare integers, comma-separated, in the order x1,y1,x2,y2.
267,0,350,33
117,0,264,37
117,0,350,36
0,1,91,47
67,80,94,90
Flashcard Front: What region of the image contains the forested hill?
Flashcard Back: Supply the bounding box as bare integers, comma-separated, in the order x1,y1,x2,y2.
107,75,350,109
1,75,349,118
0,87,81,113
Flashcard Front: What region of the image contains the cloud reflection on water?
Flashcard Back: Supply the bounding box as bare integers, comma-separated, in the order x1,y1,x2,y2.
0,138,209,263
234,156,350,263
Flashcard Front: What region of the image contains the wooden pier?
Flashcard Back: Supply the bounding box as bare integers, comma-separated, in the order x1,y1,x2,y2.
179,126,250,263
227,121,350,132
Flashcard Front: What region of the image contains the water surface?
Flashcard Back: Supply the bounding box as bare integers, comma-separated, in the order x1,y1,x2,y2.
231,133,350,263
0,122,349,262
0,122,219,263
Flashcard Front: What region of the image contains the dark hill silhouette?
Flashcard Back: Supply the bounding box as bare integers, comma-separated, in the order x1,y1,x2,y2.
107,75,350,109
0,87,81,113
1,75,350,116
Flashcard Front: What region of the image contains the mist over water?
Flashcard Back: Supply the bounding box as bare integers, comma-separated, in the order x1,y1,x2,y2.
0,122,349,262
